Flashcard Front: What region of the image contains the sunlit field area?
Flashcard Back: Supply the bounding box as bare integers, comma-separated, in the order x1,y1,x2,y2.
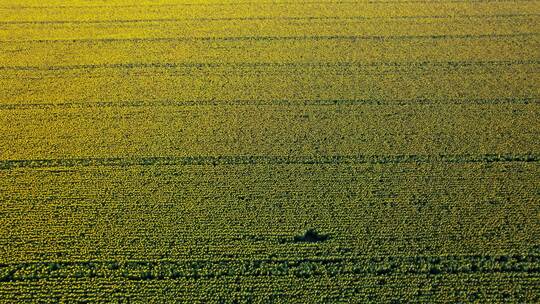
0,0,539,302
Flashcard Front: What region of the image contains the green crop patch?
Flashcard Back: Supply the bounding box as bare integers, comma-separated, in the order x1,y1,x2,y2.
0,0,539,302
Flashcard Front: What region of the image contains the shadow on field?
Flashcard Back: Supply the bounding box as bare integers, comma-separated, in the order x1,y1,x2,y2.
292,228,330,243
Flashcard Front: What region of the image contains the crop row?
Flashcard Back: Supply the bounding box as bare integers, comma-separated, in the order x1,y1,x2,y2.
1,153,538,170
2,254,539,283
